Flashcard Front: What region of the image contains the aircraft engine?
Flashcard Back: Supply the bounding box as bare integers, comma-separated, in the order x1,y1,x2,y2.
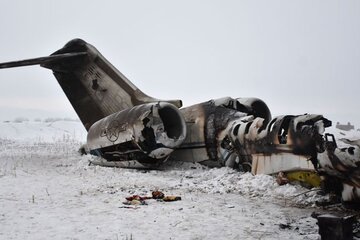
85,102,186,168
235,98,272,125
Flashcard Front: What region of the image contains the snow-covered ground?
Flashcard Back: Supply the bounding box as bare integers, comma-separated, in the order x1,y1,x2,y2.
0,120,357,240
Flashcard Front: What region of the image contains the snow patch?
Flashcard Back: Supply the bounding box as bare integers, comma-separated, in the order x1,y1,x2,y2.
0,121,323,239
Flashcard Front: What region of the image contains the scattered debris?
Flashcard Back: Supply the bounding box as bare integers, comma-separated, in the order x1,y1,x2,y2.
276,172,289,185
125,195,152,201
122,191,181,206
279,223,292,230
123,195,150,205
152,191,165,199
276,171,321,188
119,206,140,209
163,196,181,202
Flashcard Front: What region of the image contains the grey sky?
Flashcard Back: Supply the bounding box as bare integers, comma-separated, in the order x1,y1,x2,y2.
0,0,359,126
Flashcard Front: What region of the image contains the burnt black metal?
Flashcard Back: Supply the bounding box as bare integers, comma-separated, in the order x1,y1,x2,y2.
315,214,355,240
202,101,241,162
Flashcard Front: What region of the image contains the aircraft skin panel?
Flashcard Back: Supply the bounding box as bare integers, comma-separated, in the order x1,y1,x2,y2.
81,62,133,115
170,100,248,164
251,153,314,175
53,65,127,130
46,40,138,129
53,71,105,130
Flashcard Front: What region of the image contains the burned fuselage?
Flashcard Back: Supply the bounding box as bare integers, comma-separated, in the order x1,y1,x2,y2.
1,38,360,206
170,97,330,173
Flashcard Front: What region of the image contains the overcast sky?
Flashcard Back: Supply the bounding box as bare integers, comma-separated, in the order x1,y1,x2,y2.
0,0,359,127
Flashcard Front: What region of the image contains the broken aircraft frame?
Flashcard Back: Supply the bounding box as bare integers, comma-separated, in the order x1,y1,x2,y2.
0,39,359,206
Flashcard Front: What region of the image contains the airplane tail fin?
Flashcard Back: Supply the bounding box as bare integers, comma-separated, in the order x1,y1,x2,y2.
0,39,182,130
0,52,87,69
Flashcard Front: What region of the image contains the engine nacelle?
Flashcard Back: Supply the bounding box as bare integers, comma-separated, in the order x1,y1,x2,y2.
235,97,272,125
211,97,271,125
85,102,186,167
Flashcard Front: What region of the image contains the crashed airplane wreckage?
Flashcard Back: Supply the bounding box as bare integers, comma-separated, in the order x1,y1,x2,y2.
0,39,359,206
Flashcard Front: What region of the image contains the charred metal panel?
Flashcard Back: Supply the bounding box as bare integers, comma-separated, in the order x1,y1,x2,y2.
170,97,275,166
171,98,255,165
172,97,271,167
169,103,208,163
202,101,246,163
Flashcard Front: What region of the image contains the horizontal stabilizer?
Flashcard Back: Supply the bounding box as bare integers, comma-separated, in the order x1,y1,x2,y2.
0,52,87,69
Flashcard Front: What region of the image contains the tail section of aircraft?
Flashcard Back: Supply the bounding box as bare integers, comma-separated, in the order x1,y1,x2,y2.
0,39,182,130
